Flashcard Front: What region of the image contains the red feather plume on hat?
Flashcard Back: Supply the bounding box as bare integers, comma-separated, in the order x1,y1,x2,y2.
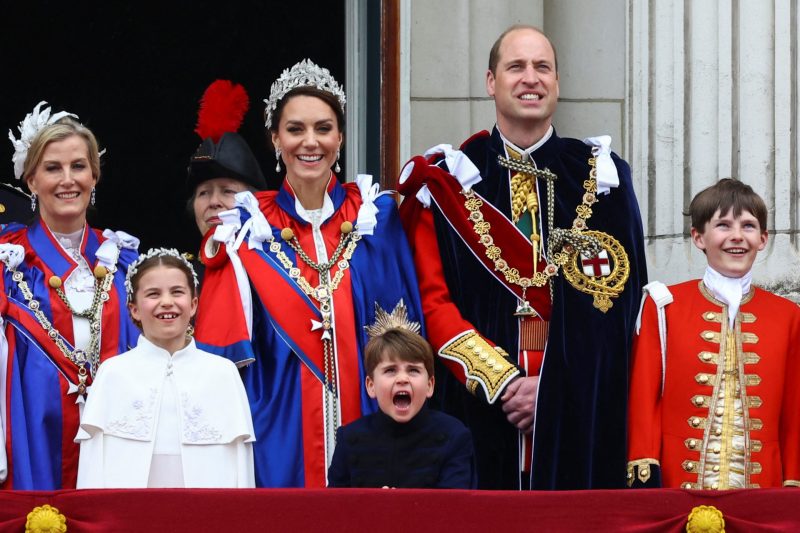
194,80,249,143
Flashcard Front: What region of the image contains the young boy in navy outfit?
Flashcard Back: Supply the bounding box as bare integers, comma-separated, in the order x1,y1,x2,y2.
327,328,477,488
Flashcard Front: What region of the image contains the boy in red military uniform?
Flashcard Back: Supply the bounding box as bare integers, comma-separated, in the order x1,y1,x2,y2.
627,179,800,489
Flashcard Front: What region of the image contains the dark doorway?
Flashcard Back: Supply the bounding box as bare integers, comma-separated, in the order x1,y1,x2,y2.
0,1,346,254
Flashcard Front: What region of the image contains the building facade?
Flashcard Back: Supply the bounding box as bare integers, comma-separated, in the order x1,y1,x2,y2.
397,0,800,297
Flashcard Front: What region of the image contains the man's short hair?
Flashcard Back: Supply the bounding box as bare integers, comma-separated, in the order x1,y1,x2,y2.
488,24,559,75
364,328,434,378
688,178,768,232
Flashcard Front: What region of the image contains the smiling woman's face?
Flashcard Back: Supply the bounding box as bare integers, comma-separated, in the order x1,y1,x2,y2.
26,134,96,234
271,94,342,189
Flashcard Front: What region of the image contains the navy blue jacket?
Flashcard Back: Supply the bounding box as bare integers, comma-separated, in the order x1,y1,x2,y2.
327,407,477,489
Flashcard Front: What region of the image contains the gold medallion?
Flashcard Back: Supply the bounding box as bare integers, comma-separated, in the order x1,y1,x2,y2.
561,230,630,312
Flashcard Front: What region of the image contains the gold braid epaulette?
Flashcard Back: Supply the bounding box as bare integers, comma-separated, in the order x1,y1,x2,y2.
439,331,519,404
626,458,659,487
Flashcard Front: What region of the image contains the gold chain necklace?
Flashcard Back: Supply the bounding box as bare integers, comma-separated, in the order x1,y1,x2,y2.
8,266,115,394
267,221,361,437
270,223,361,312
463,156,603,311
52,276,106,320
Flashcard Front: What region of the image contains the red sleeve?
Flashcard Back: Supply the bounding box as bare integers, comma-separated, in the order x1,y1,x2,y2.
195,238,254,365
779,305,800,485
400,198,514,388
627,296,664,464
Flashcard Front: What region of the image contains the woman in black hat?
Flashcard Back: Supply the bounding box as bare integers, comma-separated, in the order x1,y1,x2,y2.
186,80,267,286
187,80,267,238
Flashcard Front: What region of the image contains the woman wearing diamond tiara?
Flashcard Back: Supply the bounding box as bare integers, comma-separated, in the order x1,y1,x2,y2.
75,249,255,488
0,103,140,489
194,60,425,487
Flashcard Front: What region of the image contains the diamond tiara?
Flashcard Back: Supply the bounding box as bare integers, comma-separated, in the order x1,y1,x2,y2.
264,59,346,130
125,248,199,302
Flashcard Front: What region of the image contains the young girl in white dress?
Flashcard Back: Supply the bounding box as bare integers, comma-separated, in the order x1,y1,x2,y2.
76,248,255,488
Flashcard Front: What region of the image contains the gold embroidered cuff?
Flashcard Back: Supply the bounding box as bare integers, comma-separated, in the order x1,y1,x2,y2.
439,331,519,404
783,480,800,488
626,459,659,487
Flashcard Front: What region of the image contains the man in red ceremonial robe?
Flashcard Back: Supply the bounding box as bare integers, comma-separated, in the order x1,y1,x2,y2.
398,26,647,489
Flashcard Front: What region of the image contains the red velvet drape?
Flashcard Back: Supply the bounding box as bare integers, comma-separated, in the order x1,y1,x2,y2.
1,488,798,532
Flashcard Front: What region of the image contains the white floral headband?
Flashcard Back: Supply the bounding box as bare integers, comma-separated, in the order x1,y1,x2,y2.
125,248,199,302
8,101,78,180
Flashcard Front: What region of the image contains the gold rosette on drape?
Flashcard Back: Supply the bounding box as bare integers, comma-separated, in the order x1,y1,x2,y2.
26,504,67,533
686,505,725,533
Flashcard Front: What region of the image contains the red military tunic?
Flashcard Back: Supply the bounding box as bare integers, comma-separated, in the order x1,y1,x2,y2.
628,280,800,489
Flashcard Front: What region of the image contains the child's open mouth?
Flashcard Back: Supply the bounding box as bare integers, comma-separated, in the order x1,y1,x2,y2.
393,391,411,409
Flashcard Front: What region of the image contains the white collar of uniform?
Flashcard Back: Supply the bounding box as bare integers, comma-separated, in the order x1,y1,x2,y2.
497,125,554,160
292,179,335,228
137,334,196,362
702,266,752,327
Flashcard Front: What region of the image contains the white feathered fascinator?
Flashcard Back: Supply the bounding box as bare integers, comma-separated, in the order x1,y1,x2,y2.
8,101,77,180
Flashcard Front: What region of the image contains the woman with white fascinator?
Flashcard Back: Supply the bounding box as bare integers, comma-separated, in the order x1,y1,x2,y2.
194,60,425,488
0,102,140,489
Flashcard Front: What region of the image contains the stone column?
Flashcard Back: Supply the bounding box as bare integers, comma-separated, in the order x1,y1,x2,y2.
629,0,800,296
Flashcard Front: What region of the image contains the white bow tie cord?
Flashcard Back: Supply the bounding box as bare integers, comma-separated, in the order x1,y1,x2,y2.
399,144,483,208
0,244,25,270
582,135,619,195
96,230,140,271
233,191,272,250
355,174,392,236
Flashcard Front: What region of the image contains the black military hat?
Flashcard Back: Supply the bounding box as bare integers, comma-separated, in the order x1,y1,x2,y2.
188,132,267,193
186,80,267,195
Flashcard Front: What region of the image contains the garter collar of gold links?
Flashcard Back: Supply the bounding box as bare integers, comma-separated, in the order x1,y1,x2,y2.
267,220,362,437
7,265,115,388
463,156,602,293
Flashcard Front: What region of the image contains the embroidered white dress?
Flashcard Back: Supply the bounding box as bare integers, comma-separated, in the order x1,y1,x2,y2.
75,336,255,488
